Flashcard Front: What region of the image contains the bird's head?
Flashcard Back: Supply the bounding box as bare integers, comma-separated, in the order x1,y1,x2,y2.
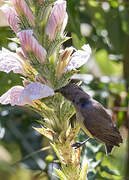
55,83,90,104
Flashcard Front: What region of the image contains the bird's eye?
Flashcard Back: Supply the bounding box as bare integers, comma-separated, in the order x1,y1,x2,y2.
72,99,75,103
78,98,88,108
79,102,86,108
79,98,87,104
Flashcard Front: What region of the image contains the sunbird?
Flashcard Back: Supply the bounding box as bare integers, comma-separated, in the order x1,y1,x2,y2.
55,83,123,154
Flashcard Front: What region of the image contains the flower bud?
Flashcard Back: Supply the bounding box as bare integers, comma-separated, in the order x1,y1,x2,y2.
18,30,47,64
13,0,35,27
1,4,19,33
45,0,67,41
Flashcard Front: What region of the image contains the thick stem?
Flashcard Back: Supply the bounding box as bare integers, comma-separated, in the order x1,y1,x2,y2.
123,33,129,179
123,36,129,90
125,102,129,179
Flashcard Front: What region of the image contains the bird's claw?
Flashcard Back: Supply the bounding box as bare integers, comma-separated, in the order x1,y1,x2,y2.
72,138,90,149
72,142,83,149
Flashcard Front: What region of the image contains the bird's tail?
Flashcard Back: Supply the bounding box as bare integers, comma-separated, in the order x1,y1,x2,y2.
105,144,113,154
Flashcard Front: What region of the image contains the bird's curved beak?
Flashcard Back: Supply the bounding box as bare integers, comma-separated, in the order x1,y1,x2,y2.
55,89,61,93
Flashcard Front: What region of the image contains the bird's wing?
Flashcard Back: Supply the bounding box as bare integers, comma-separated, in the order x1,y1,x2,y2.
80,100,122,146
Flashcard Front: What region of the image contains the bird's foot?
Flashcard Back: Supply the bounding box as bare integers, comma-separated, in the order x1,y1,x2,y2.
72,138,90,149
72,142,83,149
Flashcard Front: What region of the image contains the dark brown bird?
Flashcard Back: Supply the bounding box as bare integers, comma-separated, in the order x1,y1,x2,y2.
55,83,123,154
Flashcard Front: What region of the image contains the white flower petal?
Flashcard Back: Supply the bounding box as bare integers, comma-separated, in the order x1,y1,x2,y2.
82,44,92,53
0,83,55,107
65,44,92,71
18,82,55,105
61,13,68,35
0,48,26,75
0,86,24,106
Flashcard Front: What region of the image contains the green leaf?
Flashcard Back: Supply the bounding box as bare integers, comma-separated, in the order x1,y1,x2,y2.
0,72,22,96
109,81,125,94
59,100,75,124
34,62,56,87
50,143,63,163
37,0,56,21
8,38,20,44
95,49,122,76
71,33,86,49
55,70,76,89
47,36,68,58
54,168,68,180
79,163,88,180
88,0,99,7
110,1,118,8
106,9,126,53
117,111,125,127
101,165,119,176
33,127,54,141
120,9,129,35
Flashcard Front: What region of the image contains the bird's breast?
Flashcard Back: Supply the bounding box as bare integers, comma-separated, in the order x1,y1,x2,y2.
76,110,93,138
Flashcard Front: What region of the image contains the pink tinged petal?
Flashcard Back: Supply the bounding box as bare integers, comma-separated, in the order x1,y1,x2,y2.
13,0,35,27
38,0,44,4
0,86,24,106
0,48,26,75
18,30,47,63
57,47,73,79
18,82,55,105
65,44,92,71
61,13,68,35
45,0,67,41
1,4,19,33
61,47,74,62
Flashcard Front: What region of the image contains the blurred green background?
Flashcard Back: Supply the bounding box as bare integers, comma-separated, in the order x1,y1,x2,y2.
0,0,129,179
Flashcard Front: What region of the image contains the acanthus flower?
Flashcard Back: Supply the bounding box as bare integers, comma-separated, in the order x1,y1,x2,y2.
18,30,47,64
56,44,91,79
13,0,35,27
0,82,55,106
45,0,67,41
0,86,25,106
0,48,27,76
0,4,20,33
64,44,92,71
